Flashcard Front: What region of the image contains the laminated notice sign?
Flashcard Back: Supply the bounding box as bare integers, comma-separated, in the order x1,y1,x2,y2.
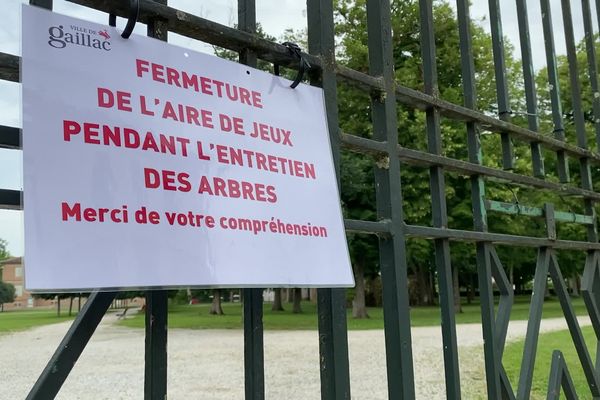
22,5,353,290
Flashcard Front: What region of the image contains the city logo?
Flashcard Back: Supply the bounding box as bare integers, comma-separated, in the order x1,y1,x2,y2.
48,24,111,51
98,30,111,40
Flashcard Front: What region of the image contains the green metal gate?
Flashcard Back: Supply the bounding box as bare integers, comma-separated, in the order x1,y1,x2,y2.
2,0,600,398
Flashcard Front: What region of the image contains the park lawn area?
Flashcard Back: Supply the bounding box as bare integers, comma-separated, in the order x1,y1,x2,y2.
503,326,596,399
0,309,75,333
119,295,589,330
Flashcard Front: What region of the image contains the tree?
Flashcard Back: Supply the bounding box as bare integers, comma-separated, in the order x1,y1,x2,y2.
209,289,224,315
334,0,525,311
0,239,9,261
292,288,303,313
271,288,285,311
0,282,15,311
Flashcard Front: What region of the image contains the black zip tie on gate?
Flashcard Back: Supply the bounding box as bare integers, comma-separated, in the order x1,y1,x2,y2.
108,0,139,39
276,42,311,89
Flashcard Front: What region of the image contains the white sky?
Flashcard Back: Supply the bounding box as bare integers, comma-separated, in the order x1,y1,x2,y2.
0,0,595,256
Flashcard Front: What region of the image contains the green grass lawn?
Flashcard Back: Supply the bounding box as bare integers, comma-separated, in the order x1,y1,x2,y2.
119,295,589,330
503,326,597,399
0,309,76,333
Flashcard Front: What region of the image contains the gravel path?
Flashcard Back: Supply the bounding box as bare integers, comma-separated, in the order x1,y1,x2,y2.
0,313,590,399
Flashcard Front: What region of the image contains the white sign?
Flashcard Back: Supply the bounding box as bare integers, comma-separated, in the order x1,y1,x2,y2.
22,5,353,291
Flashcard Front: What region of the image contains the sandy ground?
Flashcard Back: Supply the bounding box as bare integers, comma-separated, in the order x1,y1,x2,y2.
0,313,591,399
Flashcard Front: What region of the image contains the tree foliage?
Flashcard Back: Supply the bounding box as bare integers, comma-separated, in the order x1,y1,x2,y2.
0,239,10,261
0,282,15,311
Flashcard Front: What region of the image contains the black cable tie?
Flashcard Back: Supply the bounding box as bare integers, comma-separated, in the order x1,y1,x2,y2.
109,0,139,39
276,42,311,89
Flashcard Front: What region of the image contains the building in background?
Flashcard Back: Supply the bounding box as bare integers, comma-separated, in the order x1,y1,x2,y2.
1,257,64,310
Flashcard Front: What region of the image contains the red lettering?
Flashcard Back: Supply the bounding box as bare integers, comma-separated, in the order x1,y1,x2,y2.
83,123,100,145
213,80,225,97
201,109,213,128
61,202,81,221
136,59,150,77
251,91,262,108
140,95,154,116
219,114,232,132
200,77,212,95
97,87,114,108
198,176,214,195
166,67,181,87
241,181,255,200
83,208,97,222
255,183,267,202
186,106,200,125
239,88,252,105
213,177,227,197
267,186,277,203
148,211,160,224
177,172,192,192
152,62,165,82
228,179,240,198
233,117,245,135
116,91,132,112
63,120,81,141
162,170,177,191
142,132,159,152
144,168,161,189
124,128,140,148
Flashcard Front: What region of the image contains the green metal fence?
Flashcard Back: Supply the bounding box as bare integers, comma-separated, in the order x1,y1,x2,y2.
2,0,600,398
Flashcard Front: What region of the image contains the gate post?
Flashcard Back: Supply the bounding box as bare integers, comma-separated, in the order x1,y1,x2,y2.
144,6,169,399
307,1,351,399
366,0,416,398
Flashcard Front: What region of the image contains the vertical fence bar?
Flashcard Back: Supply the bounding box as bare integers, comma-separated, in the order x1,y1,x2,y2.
561,0,600,394
596,0,600,41
418,1,461,398
517,248,550,399
540,0,570,183
456,0,503,398
560,0,598,242
570,0,600,381
237,1,265,399
144,291,168,399
145,8,169,399
581,0,600,152
243,289,264,399
488,0,514,170
27,291,118,400
515,0,544,178
366,1,415,398
307,1,351,399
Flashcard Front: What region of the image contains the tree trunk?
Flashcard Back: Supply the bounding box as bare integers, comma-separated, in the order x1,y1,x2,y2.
78,295,81,312
352,262,369,319
209,289,224,315
57,296,61,317
310,288,317,303
452,265,462,313
68,297,73,316
1,303,3,312
466,275,475,305
570,276,580,297
292,288,302,313
272,288,284,311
